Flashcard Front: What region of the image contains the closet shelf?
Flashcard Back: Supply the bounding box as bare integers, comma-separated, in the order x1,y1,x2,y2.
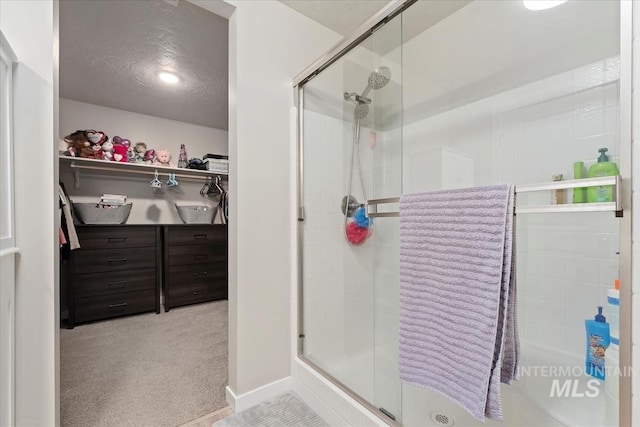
59,155,228,189
365,175,623,218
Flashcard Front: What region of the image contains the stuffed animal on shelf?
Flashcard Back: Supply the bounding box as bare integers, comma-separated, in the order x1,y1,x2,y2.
91,143,104,160
112,144,128,162
112,136,131,148
84,130,107,160
153,149,174,167
127,146,135,162
85,130,108,146
102,140,114,161
63,130,95,158
132,142,147,163
143,149,156,164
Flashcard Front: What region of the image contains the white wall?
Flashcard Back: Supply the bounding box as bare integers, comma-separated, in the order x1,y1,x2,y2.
58,98,228,224
0,1,57,425
631,2,640,423
59,98,228,157
220,0,340,399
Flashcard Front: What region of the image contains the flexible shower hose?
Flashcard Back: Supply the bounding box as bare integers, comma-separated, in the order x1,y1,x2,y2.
344,118,369,242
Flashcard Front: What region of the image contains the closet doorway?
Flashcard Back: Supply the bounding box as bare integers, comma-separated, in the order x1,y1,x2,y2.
57,1,230,426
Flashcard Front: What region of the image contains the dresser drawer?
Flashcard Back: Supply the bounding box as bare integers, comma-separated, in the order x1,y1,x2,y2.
168,282,226,307
74,269,156,298
74,247,156,274
167,244,227,266
74,289,156,323
167,263,227,286
76,226,156,249
166,225,227,246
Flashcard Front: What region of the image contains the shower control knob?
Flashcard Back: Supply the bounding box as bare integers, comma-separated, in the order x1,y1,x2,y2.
341,195,360,217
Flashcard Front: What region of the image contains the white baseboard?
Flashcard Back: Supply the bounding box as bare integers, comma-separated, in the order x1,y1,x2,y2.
225,376,292,413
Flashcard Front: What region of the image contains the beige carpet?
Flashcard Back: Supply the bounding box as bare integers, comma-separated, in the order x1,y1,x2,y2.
61,300,228,427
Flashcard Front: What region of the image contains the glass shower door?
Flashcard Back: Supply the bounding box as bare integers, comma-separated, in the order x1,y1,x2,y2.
300,10,404,423
300,0,627,425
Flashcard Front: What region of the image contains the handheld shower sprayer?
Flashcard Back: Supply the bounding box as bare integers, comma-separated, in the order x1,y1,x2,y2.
341,66,392,244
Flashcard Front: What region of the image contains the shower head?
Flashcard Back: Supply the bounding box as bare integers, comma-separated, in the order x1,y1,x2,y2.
368,66,391,90
345,66,391,120
361,66,391,98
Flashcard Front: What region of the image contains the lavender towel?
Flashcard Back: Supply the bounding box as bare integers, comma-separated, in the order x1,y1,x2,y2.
399,184,519,421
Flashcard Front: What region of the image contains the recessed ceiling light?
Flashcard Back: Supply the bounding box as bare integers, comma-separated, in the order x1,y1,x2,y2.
158,71,179,84
523,0,568,11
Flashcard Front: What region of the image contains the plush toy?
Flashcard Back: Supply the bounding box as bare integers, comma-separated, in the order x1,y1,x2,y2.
127,146,135,162
153,149,174,167
64,130,95,158
91,143,104,160
112,136,131,148
102,140,114,161
85,130,108,146
143,149,156,164
112,144,128,162
132,142,147,163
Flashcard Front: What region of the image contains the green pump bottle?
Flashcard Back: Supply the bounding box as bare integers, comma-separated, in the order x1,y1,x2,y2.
586,148,619,203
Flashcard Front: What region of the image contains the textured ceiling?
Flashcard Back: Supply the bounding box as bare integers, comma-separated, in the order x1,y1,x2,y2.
60,0,228,130
279,0,388,36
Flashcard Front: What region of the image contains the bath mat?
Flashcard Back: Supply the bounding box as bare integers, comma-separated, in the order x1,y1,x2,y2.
213,392,327,427
398,184,519,421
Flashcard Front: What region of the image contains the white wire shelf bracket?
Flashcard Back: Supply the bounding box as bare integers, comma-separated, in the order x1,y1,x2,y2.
366,175,623,218
59,156,228,188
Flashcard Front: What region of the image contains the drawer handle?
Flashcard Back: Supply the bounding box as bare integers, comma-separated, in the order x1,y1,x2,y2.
108,258,127,264
107,236,127,242
193,254,208,259
193,234,208,240
108,303,128,309
193,291,208,296
108,280,127,288
193,272,208,277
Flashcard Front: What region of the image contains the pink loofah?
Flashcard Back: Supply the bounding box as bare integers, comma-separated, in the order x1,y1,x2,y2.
346,221,370,245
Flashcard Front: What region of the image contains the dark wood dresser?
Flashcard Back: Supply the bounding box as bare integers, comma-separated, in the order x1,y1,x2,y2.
67,225,161,328
163,225,228,311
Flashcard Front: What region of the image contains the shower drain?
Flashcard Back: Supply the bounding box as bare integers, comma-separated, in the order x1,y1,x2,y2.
430,411,454,426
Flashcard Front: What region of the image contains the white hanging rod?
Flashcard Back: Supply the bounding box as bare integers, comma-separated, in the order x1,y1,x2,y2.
366,175,622,218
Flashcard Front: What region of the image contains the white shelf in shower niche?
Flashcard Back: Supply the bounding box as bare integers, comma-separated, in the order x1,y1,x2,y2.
59,155,228,189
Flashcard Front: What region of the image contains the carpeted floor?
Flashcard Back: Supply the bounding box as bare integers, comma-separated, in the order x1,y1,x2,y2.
213,393,327,427
61,300,228,427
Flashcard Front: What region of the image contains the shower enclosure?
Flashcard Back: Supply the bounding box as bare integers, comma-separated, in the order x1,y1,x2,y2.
295,1,632,426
